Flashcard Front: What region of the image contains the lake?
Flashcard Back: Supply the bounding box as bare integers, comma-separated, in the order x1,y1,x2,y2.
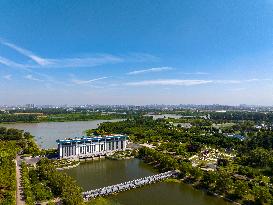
65,159,232,205
1,120,121,149
2,120,232,205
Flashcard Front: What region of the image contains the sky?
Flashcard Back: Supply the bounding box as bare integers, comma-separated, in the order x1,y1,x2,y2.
0,0,273,105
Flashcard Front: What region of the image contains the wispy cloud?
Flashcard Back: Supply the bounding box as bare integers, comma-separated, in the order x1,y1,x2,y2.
71,76,109,85
3,74,12,80
47,55,123,68
227,87,246,92
0,39,159,69
214,80,241,84
0,56,27,68
214,79,271,84
125,53,159,62
0,39,123,68
127,67,173,75
182,72,209,75
0,39,50,66
244,78,271,82
126,79,212,86
0,55,74,86
126,78,270,87
24,74,44,82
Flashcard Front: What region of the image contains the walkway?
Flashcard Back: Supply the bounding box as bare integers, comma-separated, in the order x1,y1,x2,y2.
83,170,179,200
15,156,25,205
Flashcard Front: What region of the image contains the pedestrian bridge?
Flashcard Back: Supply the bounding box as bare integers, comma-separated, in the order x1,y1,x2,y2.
83,170,179,200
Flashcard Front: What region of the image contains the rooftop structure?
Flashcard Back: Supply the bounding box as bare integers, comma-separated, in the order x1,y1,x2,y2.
56,134,128,159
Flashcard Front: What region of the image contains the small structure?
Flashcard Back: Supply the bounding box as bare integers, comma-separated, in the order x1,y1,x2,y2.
173,123,192,129
56,134,128,159
83,170,179,200
224,133,245,141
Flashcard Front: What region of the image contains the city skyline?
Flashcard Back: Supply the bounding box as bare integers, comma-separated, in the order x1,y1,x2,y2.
1,1,273,105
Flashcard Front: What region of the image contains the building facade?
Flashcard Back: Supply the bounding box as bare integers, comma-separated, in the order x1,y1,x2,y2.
56,134,128,159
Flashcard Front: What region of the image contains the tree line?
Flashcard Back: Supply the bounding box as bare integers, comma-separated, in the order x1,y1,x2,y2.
0,126,41,204
94,116,273,204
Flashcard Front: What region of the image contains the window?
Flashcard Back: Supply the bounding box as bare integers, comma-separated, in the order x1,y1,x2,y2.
116,141,118,149
101,144,104,151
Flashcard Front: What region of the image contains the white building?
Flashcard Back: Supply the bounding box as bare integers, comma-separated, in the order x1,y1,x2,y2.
56,134,128,159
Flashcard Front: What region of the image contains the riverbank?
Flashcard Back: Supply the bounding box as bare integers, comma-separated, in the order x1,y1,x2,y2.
137,147,246,205
179,178,242,205
106,150,135,160
56,163,80,170
64,158,232,205
0,113,126,124
52,159,81,170
1,120,124,149
0,118,124,124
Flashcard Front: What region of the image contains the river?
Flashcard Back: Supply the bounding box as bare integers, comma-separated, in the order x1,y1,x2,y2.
1,120,121,149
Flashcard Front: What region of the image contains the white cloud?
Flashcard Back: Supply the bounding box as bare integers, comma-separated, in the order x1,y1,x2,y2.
125,53,159,62
0,56,27,68
0,39,124,68
126,78,270,87
227,87,246,92
126,79,212,86
24,74,44,82
47,55,123,68
244,78,271,82
214,79,271,84
0,39,160,69
0,39,50,66
71,76,109,85
0,39,161,70
127,67,173,75
182,72,209,75
3,74,12,80
213,80,241,84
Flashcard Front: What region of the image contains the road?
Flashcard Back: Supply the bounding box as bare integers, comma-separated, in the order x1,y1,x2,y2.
15,156,25,205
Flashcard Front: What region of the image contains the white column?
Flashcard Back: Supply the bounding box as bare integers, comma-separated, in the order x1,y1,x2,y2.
75,142,79,156
59,143,63,158
124,139,127,150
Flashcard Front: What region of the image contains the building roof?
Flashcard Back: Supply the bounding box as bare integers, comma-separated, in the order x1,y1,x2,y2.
56,134,128,144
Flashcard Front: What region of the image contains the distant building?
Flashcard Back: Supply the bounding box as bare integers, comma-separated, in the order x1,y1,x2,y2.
25,104,35,108
173,123,192,129
224,133,245,141
215,110,226,113
56,134,128,159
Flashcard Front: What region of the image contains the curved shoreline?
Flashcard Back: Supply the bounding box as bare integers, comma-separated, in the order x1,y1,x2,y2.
56,162,80,170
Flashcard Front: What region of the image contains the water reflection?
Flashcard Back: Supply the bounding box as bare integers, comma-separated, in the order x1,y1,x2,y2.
65,159,231,205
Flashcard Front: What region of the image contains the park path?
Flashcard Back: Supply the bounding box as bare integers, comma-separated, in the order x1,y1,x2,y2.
15,156,25,205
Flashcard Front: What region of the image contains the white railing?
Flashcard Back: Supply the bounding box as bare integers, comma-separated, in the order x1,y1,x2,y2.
83,170,179,200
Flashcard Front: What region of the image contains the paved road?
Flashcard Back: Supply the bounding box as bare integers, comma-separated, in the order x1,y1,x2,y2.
15,156,25,205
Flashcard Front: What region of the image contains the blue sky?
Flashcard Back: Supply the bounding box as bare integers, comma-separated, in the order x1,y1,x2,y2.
0,0,273,105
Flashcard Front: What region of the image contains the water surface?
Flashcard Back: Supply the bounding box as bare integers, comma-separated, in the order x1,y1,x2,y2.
2,120,121,149
65,159,232,205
